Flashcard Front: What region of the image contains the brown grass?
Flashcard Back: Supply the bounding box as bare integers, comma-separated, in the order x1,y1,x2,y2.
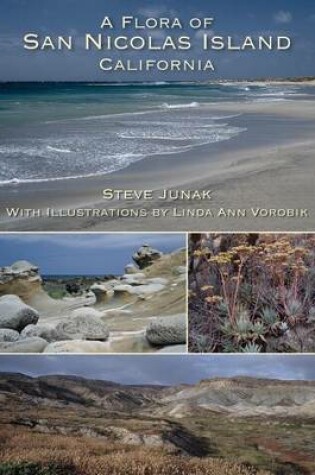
0,425,272,475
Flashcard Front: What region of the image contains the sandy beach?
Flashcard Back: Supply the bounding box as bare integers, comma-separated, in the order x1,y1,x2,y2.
0,97,315,231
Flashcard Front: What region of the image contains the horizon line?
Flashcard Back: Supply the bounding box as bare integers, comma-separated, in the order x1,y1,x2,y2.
0,75,315,84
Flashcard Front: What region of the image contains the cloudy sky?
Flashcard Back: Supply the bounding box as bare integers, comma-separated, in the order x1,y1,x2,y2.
0,355,315,384
0,0,314,80
0,233,184,275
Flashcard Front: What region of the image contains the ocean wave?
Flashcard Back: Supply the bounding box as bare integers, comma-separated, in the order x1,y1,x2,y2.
160,102,200,109
0,122,247,185
0,152,145,186
117,125,246,142
46,146,73,153
44,110,154,124
0,95,248,185
85,81,170,87
251,98,288,103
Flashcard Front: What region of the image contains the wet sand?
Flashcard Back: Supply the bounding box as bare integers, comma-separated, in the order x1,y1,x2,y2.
0,100,314,231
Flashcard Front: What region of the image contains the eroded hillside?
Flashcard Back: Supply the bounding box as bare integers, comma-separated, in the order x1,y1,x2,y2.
1,373,315,474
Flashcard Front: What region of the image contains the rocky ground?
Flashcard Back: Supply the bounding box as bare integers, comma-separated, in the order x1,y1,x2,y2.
1,373,315,474
0,245,187,353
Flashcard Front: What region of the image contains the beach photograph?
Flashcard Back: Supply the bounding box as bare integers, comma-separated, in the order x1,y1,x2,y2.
0,0,315,231
188,233,315,353
1,354,315,475
0,233,187,353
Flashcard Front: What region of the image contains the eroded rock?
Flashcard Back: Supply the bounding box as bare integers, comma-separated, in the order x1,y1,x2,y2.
125,264,139,274
132,244,162,269
56,308,109,341
0,261,42,301
146,314,186,346
43,340,111,353
21,324,63,343
0,328,20,342
0,336,48,353
90,283,114,303
157,344,187,353
0,295,39,331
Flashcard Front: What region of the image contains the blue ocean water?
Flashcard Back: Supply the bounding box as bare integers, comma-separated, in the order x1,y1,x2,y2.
0,82,313,184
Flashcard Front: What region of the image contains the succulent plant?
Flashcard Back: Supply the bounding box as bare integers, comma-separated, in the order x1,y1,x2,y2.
260,307,278,326
251,321,267,342
241,342,262,353
216,301,229,317
285,298,303,326
232,311,254,342
278,321,289,334
193,335,213,352
222,341,237,353
259,307,282,335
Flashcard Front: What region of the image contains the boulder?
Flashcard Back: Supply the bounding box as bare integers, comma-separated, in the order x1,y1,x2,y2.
43,340,111,353
0,337,48,353
56,308,109,341
125,264,139,274
146,314,186,346
21,324,64,343
0,295,39,331
0,328,20,342
132,244,163,269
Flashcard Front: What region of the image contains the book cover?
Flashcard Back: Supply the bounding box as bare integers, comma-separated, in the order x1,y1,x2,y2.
0,0,314,231
0,1,315,474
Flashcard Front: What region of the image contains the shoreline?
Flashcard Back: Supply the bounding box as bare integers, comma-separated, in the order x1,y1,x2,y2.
0,99,315,231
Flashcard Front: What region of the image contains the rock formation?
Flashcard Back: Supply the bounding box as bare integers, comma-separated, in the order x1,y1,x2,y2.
146,314,186,346
56,308,110,341
0,245,186,353
0,295,39,331
0,261,42,301
132,244,163,269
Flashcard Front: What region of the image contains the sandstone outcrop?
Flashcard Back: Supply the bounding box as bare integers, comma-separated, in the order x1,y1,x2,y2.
0,260,42,302
90,283,114,303
132,244,162,269
125,263,139,274
0,245,186,353
43,340,111,353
